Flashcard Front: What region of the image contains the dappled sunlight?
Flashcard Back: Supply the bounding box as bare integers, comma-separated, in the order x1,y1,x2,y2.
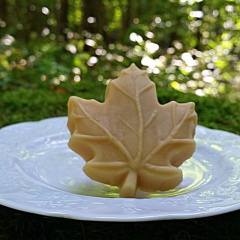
1,34,14,46
85,39,96,47
66,44,77,54
129,32,143,44
181,52,198,67
87,56,98,66
144,41,159,54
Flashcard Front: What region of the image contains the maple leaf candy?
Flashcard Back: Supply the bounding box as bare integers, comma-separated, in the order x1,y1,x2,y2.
67,64,197,198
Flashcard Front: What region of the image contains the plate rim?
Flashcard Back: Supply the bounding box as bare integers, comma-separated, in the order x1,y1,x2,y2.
0,116,240,222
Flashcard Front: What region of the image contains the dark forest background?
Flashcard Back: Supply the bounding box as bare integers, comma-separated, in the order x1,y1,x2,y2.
0,0,239,99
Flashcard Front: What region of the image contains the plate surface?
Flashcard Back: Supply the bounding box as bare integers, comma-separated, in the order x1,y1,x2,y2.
0,117,240,222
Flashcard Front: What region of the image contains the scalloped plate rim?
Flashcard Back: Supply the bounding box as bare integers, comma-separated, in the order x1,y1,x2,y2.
0,116,240,222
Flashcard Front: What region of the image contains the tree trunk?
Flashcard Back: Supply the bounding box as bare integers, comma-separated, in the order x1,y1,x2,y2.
0,0,7,22
81,0,107,36
122,0,133,31
195,0,204,51
58,0,69,37
121,0,137,42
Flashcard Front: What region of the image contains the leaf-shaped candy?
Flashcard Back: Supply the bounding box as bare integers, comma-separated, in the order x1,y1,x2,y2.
67,64,197,198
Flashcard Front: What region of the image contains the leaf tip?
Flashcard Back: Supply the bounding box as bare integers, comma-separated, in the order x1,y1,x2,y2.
122,63,146,76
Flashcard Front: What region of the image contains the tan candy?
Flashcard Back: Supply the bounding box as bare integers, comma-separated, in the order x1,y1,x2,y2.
67,64,197,198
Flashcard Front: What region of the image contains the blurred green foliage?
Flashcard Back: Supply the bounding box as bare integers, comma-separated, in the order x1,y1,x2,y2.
1,80,240,135
0,0,239,100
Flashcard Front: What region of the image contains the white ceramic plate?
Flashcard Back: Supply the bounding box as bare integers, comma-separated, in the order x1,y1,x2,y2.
0,117,240,222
